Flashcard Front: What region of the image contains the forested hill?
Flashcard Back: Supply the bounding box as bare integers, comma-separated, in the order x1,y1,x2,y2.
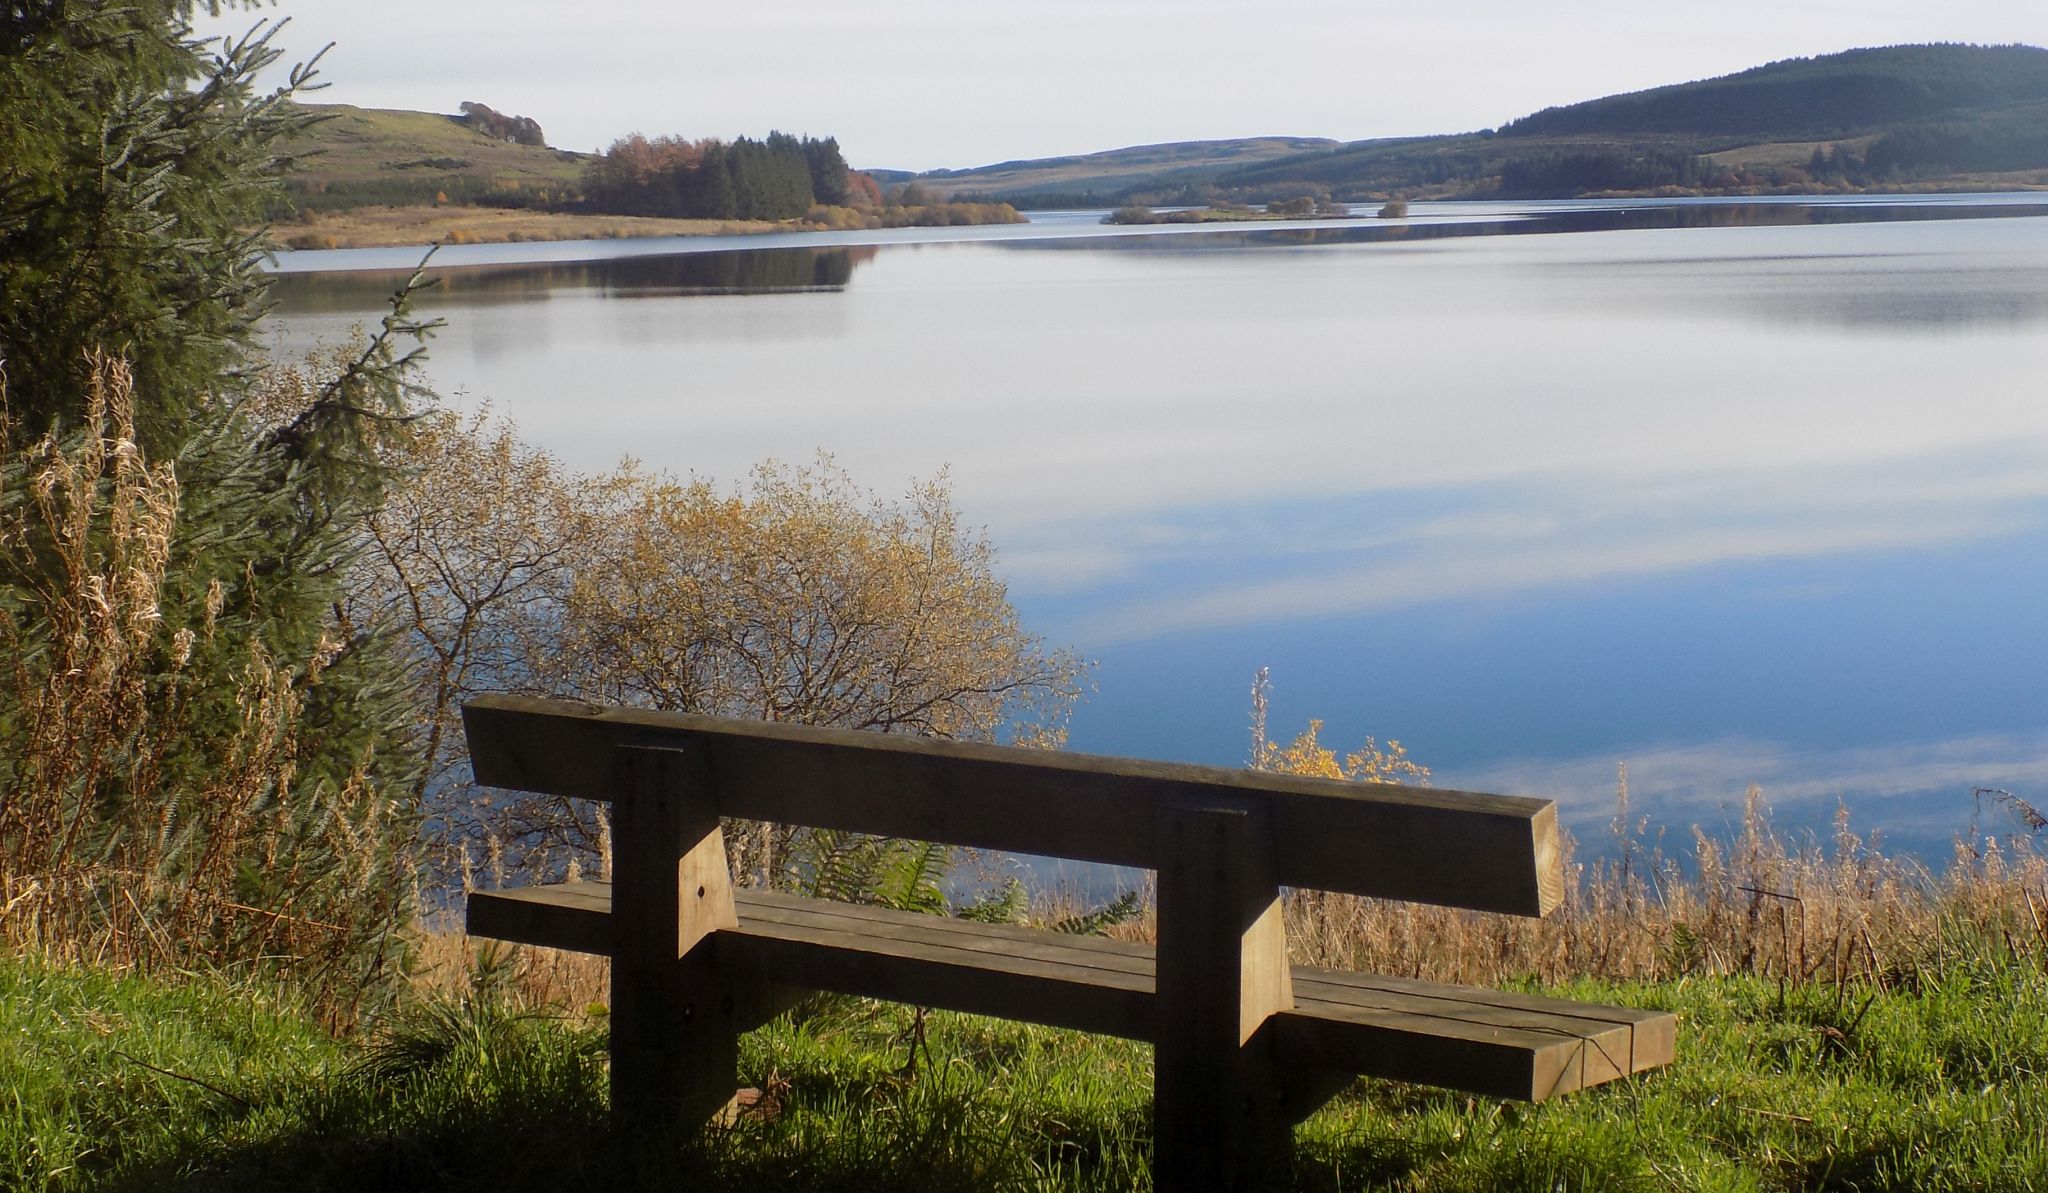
866,137,1339,205
896,43,2048,205
1500,44,2048,139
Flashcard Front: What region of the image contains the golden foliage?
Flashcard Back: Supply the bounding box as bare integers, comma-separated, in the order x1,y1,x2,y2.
352,410,1087,879
1245,666,1428,785
561,456,1077,737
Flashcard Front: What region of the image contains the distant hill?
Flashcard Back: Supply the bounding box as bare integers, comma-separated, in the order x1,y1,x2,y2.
866,137,1339,204
277,104,589,215
1501,44,2048,140
273,107,1021,246
890,43,2048,205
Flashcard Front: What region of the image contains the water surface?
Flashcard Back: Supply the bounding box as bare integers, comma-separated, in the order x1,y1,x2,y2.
265,198,2048,854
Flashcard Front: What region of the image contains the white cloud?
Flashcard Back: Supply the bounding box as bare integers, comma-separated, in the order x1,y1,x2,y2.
1449,730,2048,838
1057,451,2048,641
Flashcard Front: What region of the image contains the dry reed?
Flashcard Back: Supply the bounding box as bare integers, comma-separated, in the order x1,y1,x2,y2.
0,355,408,1023
410,776,2048,1021
1269,776,2048,991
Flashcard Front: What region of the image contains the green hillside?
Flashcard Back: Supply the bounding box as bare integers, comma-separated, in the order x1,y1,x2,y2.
890,43,2048,206
278,103,590,215
883,137,1340,203
1501,43,2048,140
1231,44,2048,200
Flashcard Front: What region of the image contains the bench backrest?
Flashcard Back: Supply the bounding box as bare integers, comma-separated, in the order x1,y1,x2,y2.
464,695,1563,917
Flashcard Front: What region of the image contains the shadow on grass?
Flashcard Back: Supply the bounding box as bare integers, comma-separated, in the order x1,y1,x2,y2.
89,1065,1440,1193
76,994,1636,1193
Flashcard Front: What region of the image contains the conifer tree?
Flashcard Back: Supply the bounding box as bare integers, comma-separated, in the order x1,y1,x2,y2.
803,135,853,206
0,3,324,449
1,1,428,1013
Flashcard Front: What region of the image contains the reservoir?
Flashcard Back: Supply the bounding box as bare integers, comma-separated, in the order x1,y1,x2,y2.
263,196,2048,854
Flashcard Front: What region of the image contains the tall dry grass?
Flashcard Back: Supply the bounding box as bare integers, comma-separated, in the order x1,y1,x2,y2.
1229,675,2048,988
410,675,2048,1017
1266,775,2048,993
416,776,2048,1022
0,356,408,1021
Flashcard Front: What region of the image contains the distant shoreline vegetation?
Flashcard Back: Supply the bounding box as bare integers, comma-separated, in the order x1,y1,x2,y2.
578,137,1022,228
273,115,1021,247
1103,197,1353,225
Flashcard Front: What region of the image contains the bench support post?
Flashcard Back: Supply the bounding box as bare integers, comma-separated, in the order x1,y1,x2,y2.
610,744,738,1178
1153,798,1295,1192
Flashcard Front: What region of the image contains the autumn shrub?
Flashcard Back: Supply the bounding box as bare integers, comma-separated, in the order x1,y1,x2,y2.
349,411,1088,888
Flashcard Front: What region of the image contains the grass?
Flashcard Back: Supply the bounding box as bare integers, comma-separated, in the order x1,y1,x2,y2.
8,922,2048,1192
273,200,1024,251
275,205,792,250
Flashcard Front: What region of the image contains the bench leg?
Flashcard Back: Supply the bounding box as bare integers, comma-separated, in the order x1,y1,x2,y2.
1154,798,1295,1192
610,744,740,1179
612,950,740,1153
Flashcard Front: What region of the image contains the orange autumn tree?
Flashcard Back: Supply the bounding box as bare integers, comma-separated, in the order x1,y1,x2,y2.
350,411,1087,884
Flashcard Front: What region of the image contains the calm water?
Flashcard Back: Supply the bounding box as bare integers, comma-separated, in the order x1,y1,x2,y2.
265,197,2048,853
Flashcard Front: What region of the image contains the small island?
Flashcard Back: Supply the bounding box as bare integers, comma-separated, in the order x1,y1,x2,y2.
1103,197,1353,224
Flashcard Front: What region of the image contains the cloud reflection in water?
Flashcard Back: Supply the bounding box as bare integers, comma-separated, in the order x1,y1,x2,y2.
265,202,2048,852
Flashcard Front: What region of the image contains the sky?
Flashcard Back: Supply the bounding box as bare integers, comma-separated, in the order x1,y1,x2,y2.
193,1,2048,172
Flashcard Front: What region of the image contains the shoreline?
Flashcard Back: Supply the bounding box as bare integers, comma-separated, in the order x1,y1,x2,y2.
279,185,2048,253
275,205,797,250
260,192,2048,272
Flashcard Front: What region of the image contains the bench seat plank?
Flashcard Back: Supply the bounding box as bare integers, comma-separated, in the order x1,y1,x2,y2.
468,882,1673,1102
1281,979,1653,1100
467,879,615,955
730,895,1156,1040
1292,967,1675,1090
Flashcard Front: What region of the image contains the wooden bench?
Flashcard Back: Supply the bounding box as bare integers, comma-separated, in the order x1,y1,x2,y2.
462,694,1674,1189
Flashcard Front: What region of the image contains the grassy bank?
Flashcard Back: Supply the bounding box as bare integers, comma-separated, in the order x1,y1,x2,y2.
272,200,1023,250
17,735,2044,1190
8,922,2047,1192
273,206,792,250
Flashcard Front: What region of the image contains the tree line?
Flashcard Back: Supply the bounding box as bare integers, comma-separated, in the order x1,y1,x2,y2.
1496,148,1714,197
581,131,868,219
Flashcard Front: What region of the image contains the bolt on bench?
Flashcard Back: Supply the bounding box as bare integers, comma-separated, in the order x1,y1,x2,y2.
462,695,1675,1189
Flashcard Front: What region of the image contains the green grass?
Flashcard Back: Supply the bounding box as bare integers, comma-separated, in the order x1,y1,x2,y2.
6,942,2047,1191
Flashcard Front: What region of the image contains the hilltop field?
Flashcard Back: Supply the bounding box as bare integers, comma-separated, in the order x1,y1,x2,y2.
273,104,1019,249
273,105,775,247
